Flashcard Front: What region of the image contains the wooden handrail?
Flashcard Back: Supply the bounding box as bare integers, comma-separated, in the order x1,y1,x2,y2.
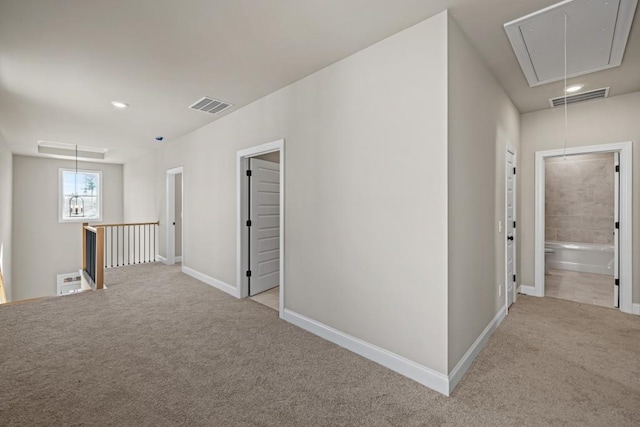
90,221,160,228
82,222,88,271
96,227,104,290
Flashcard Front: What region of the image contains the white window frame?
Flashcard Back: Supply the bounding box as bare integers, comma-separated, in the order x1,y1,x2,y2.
58,168,103,223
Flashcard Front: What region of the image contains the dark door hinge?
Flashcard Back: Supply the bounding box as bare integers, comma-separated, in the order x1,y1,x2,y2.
615,278,620,286
513,221,516,228
246,170,252,177
246,220,252,227
513,167,516,175
246,270,252,277
615,222,619,229
513,274,516,282
615,165,620,172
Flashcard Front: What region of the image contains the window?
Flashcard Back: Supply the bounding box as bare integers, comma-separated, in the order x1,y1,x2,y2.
59,169,102,222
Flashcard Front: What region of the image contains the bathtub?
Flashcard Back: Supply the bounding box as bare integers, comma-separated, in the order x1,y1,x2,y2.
545,241,614,276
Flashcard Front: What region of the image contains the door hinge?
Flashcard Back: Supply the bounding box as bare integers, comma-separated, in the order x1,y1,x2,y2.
246,169,252,177
246,220,252,227
513,274,516,282
614,278,620,286
615,165,620,172
246,270,252,277
513,167,516,175
513,221,516,228
615,222,619,229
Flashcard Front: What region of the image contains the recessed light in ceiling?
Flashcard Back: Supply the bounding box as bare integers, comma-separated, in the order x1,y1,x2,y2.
565,84,584,93
111,101,129,109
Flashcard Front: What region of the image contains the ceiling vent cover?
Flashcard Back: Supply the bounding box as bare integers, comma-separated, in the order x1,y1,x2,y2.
549,87,609,108
189,96,233,115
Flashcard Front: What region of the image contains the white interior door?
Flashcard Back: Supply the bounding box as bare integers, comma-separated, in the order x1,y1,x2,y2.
248,158,280,296
506,149,516,308
613,152,620,308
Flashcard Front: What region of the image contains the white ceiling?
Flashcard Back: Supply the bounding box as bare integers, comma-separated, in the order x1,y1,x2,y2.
0,0,638,163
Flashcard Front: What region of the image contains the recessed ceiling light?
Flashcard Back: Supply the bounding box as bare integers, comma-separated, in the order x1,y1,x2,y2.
111,101,129,109
565,84,584,93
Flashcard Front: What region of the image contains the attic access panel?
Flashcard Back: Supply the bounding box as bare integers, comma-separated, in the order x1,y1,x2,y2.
504,0,638,87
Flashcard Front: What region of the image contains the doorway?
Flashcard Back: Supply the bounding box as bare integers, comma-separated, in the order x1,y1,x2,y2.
166,166,183,266
534,142,633,313
236,140,285,316
505,145,517,309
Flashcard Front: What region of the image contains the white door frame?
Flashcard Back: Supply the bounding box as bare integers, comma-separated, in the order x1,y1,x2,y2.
236,139,285,317
166,166,184,266
505,145,517,310
534,141,633,313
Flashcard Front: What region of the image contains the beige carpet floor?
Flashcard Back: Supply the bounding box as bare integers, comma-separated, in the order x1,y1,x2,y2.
1,263,639,426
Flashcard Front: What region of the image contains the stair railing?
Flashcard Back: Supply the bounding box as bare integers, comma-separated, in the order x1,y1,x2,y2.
82,221,159,290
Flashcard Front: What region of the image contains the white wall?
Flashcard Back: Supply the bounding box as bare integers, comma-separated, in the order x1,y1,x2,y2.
155,12,450,373
123,153,158,223
520,91,640,302
447,16,520,371
12,156,123,300
0,132,12,301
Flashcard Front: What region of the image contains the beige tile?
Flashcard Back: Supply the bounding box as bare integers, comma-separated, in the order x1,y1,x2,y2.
250,286,279,311
557,187,593,202
593,230,614,244
557,229,593,243
545,269,614,309
545,228,558,241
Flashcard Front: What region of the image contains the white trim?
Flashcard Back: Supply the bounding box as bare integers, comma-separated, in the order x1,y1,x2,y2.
157,255,167,264
236,139,285,317
282,309,450,396
633,304,640,316
534,142,633,313
166,166,183,266
519,285,536,296
448,307,506,393
58,168,103,223
182,265,239,298
505,145,517,310
175,256,182,263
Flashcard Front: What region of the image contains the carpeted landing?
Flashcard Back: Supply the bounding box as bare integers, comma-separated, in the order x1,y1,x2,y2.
1,263,638,426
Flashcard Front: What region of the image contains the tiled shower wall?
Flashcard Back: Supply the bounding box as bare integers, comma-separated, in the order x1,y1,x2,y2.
545,153,614,244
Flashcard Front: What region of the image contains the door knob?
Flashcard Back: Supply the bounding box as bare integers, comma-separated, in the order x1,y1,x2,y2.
507,235,514,241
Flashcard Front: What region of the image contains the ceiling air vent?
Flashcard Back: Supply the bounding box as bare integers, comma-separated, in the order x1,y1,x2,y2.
189,96,232,115
549,87,609,108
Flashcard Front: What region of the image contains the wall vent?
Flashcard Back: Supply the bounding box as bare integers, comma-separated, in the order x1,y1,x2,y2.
189,96,232,115
549,87,609,108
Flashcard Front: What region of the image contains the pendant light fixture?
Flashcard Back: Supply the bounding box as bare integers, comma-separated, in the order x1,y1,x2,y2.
69,145,84,217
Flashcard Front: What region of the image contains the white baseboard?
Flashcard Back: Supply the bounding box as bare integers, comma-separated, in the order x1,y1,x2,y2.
448,306,506,394
157,255,167,264
175,256,182,262
182,266,239,298
519,285,536,296
633,304,640,315
282,309,450,396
